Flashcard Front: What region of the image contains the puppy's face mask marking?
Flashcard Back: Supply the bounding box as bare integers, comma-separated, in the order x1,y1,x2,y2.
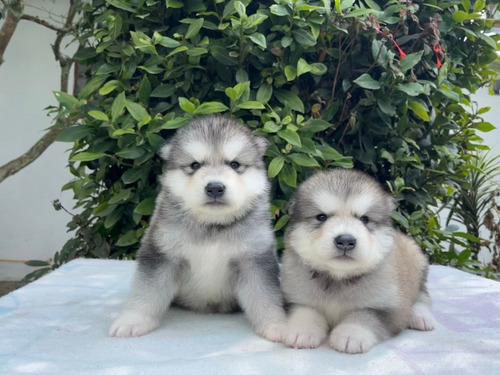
159,121,269,225
288,171,395,279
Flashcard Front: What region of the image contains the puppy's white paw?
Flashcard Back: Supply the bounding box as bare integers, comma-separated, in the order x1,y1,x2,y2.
284,327,326,349
284,305,328,348
258,322,287,343
109,311,160,338
409,303,436,331
329,323,378,354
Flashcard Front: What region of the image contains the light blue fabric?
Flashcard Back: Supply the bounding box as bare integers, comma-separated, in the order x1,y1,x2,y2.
1,259,499,374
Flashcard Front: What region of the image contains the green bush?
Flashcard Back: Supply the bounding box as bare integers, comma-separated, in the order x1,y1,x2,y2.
27,0,499,279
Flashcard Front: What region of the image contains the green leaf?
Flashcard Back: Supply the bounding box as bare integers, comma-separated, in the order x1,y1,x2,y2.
236,101,265,110
54,91,79,109
396,83,424,96
107,0,137,12
185,18,204,39
194,102,229,114
167,46,188,57
268,156,285,178
248,33,267,49
284,65,296,81
343,8,379,18
400,51,423,72
56,126,92,142
256,85,272,104
278,129,301,147
161,117,190,129
99,80,124,95
115,230,139,247
178,97,196,113
88,110,109,121
116,146,146,159
125,100,149,121
109,189,132,205
150,84,175,98
122,166,147,184
452,10,468,22
273,215,290,231
25,260,50,267
186,47,208,56
111,92,126,122
112,128,136,136
408,100,430,121
134,198,156,215
473,0,485,12
292,29,317,47
275,90,304,113
270,4,289,16
381,149,395,164
153,32,181,47
353,73,381,90
79,75,109,99
289,153,320,167
211,45,238,66
296,58,312,77
234,1,246,17
301,119,331,133
104,207,124,229
280,163,297,188
166,0,183,8
69,152,106,162
310,63,327,75
474,121,495,132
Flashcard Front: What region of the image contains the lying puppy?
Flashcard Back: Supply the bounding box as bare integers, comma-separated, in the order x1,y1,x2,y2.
109,116,286,342
281,169,435,353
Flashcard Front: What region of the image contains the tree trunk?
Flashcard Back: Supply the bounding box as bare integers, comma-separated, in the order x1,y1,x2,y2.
0,1,23,67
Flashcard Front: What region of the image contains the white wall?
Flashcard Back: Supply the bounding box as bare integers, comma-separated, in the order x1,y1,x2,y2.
0,1,75,281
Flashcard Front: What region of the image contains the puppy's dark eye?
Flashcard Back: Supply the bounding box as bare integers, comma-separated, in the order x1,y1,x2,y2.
360,215,369,224
316,214,327,222
190,162,201,171
229,161,240,169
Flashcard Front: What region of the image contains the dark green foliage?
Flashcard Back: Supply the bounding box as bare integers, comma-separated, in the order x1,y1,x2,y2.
29,0,499,278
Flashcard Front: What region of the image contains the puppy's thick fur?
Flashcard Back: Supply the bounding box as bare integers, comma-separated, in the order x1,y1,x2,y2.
109,116,286,341
282,169,435,353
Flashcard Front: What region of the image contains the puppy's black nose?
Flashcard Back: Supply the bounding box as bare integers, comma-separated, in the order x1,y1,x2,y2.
334,234,356,251
205,182,225,198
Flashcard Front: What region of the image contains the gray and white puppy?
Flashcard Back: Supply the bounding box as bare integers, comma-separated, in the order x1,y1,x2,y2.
109,116,286,342
281,169,435,353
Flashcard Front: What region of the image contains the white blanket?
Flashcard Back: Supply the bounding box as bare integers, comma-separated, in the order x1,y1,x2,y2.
1,259,499,374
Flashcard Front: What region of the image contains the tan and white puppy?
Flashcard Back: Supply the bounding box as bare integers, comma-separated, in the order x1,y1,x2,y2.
109,116,286,342
281,169,435,353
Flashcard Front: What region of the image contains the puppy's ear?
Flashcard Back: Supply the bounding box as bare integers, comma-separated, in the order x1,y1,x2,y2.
159,142,173,161
286,197,297,216
388,196,397,212
253,134,270,155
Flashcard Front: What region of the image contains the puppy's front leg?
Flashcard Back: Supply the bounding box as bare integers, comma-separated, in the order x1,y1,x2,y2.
234,253,287,343
109,243,186,338
284,305,329,348
329,309,395,354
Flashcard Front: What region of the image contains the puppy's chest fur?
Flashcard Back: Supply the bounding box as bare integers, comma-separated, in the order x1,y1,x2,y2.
174,240,240,312
297,269,399,326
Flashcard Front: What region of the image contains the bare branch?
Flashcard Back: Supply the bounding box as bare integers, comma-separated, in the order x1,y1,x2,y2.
0,0,81,183
20,14,70,33
0,0,23,66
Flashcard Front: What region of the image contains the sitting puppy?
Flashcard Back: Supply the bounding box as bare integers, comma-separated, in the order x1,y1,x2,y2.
109,116,286,342
281,169,435,353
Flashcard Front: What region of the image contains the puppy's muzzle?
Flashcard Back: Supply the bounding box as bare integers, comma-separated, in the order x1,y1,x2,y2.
205,182,225,198
334,234,356,252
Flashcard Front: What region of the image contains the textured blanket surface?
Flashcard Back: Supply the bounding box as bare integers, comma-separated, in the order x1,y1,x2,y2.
1,259,499,374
